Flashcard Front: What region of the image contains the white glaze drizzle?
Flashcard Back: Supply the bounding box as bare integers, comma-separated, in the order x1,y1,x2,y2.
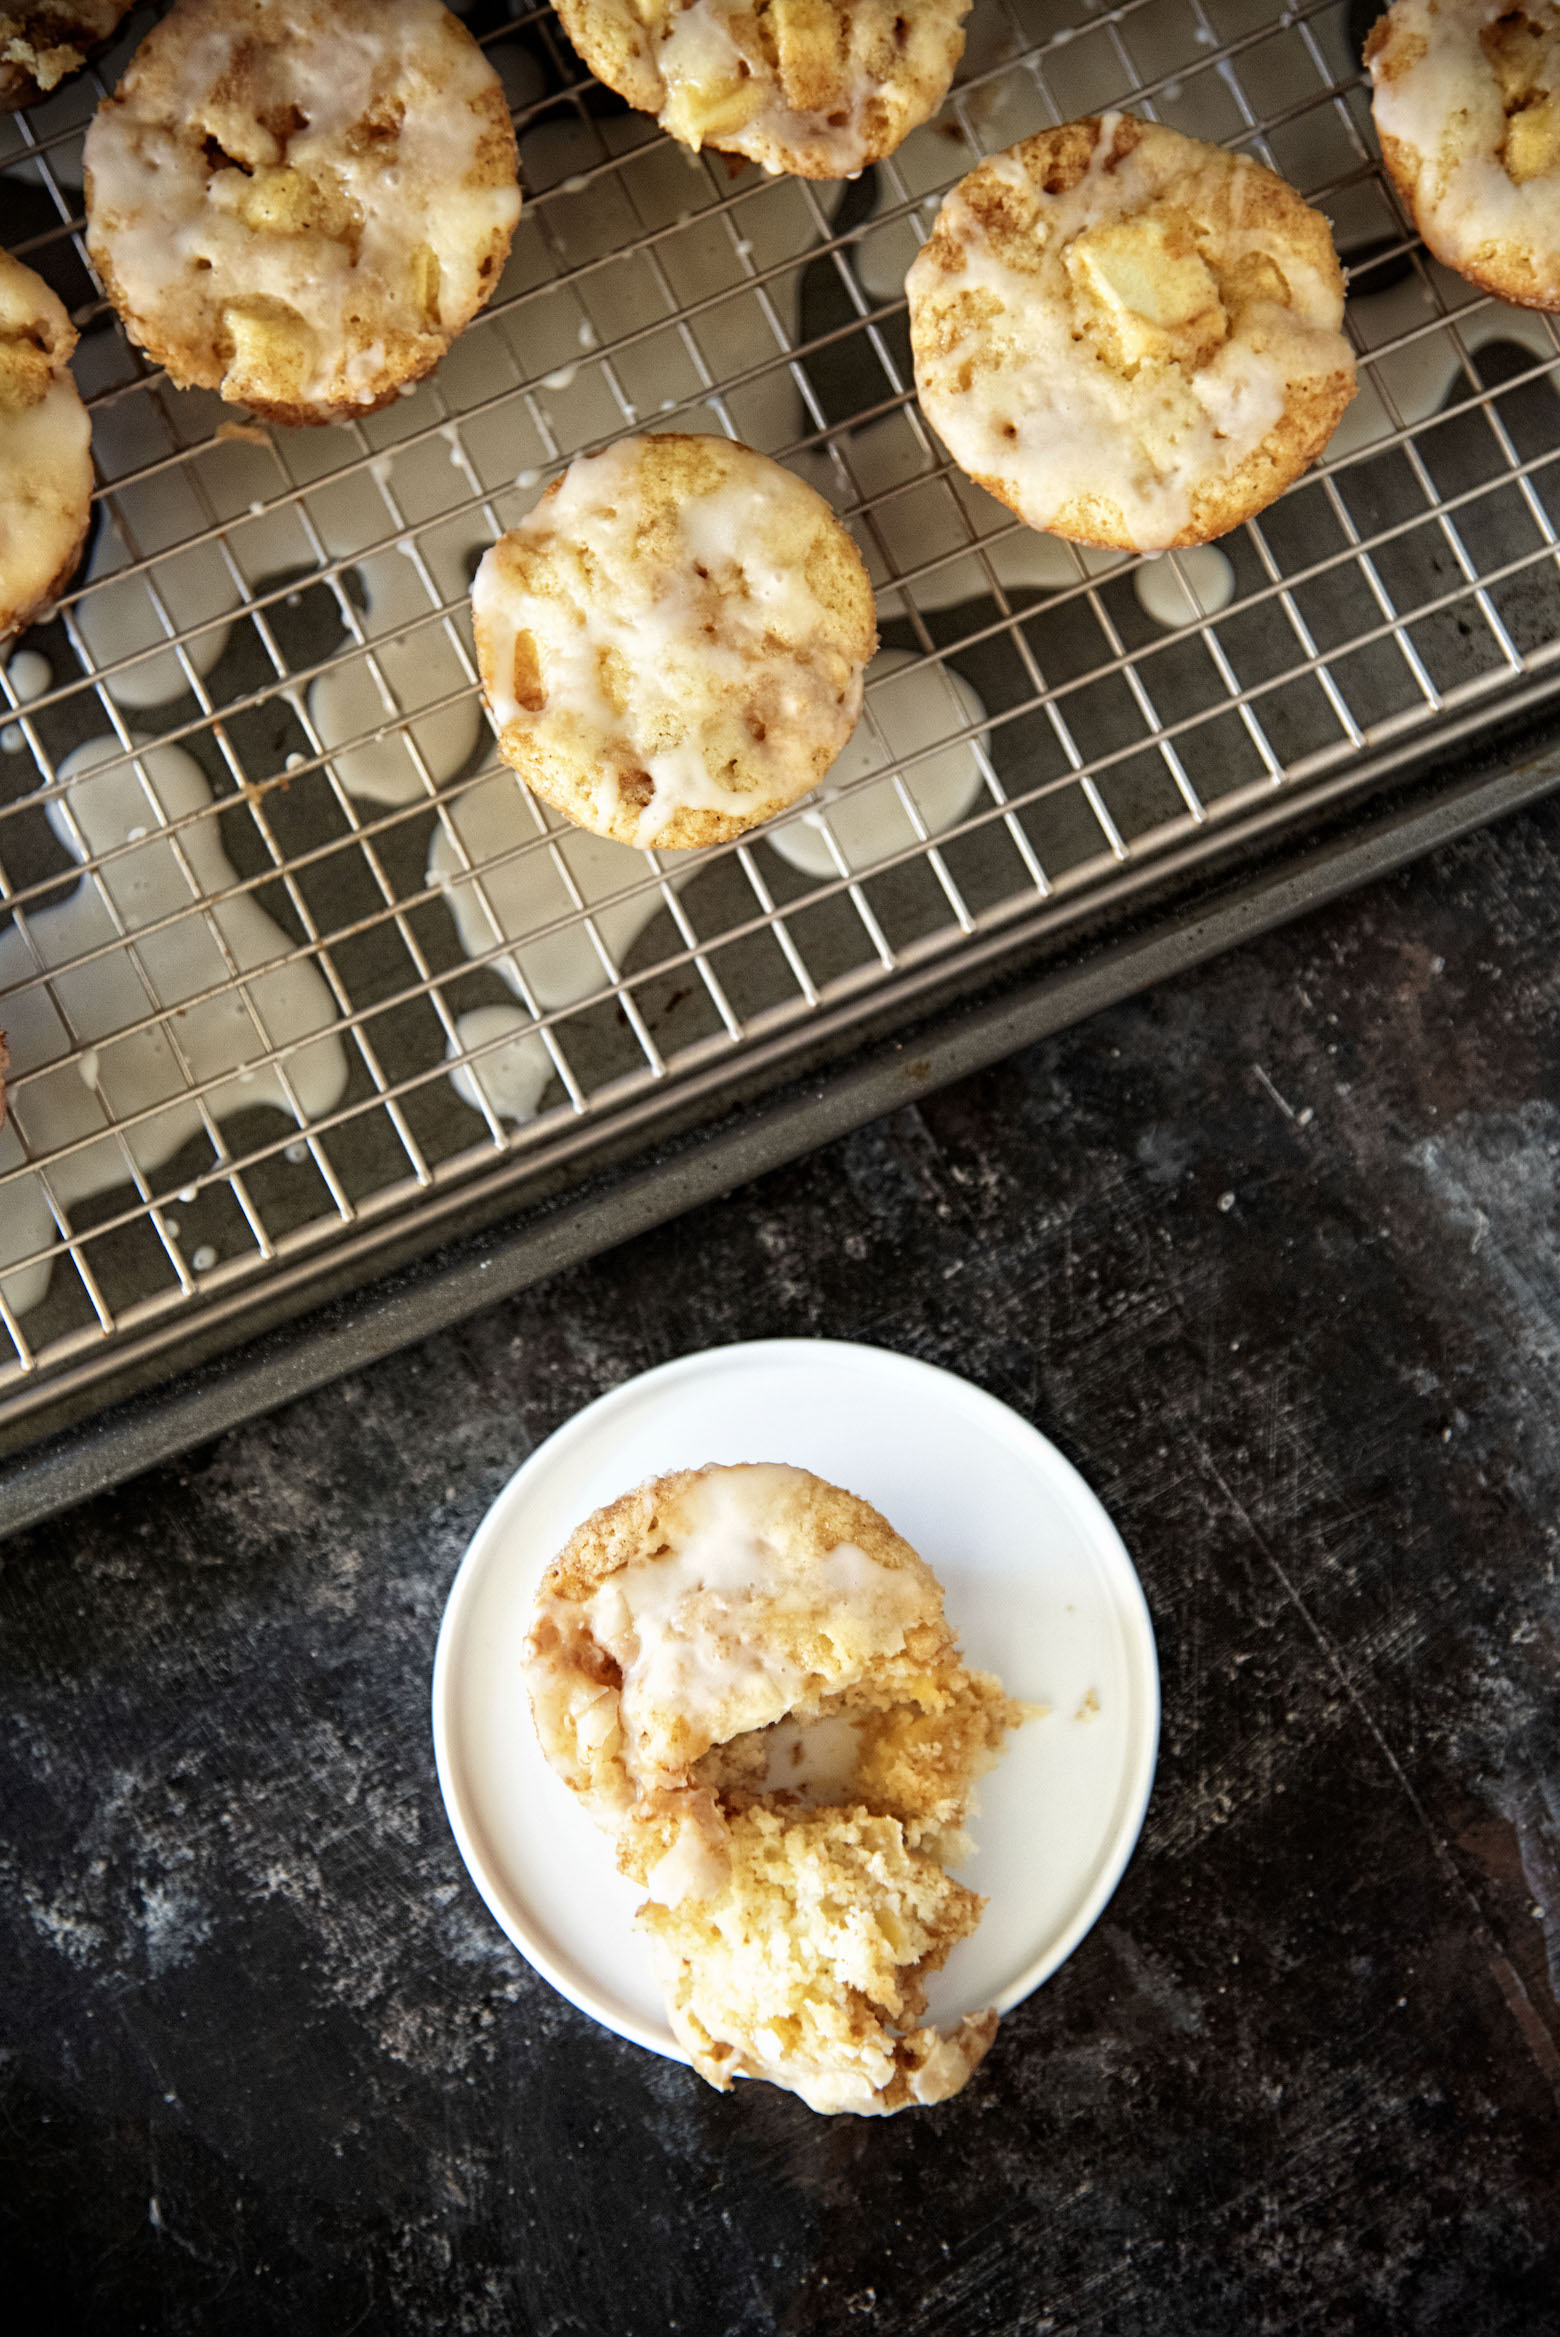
585,1478,922,1756
532,1463,927,1791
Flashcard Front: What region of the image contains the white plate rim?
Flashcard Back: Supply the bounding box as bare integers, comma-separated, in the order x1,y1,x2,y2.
431,1335,1160,2062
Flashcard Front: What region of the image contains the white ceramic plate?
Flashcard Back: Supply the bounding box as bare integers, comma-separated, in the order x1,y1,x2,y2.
432,1338,1159,2062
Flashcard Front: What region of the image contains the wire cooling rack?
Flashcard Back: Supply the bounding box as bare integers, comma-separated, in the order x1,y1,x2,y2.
6,0,1560,1458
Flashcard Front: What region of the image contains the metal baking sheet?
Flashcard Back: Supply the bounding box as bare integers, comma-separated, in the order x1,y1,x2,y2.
6,0,1560,1494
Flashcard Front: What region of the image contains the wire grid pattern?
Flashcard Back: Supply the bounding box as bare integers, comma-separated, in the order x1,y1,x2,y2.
4,0,1560,1417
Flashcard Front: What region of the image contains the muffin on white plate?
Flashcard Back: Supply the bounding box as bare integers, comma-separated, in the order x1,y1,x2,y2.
83,0,520,426
523,1461,1027,2114
0,249,93,642
472,434,877,851
907,114,1358,552
553,0,971,179
0,3,133,112
1368,0,1560,309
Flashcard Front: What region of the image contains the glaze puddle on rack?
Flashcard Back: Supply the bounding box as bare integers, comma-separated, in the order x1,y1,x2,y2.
0,737,345,1313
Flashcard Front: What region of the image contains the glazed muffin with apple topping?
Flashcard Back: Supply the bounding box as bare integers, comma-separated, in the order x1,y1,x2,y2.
553,0,970,179
472,434,876,850
907,114,1357,552
0,249,92,642
83,0,520,425
1369,0,1560,308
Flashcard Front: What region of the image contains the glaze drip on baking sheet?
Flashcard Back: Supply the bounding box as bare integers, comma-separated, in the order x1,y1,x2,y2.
0,738,347,1318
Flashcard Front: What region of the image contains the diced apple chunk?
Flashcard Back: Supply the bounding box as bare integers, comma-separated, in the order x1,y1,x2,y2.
770,0,842,116
1065,215,1226,370
512,628,547,713
0,331,54,414
1220,250,1289,312
221,301,316,399
661,74,764,148
238,166,311,235
1483,11,1553,110
1505,92,1560,184
410,242,442,328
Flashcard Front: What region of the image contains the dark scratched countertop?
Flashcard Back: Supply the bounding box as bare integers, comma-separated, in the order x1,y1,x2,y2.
4,793,1560,2335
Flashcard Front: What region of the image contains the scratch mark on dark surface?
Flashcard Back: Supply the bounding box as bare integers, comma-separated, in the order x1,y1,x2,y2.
1188,1431,1560,2108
